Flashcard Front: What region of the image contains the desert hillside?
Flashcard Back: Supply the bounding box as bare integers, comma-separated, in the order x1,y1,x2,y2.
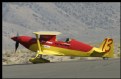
2,2,120,50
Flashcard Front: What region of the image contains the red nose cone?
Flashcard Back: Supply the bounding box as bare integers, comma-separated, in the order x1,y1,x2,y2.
11,36,18,41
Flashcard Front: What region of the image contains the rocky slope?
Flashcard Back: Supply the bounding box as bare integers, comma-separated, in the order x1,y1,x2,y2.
2,2,120,50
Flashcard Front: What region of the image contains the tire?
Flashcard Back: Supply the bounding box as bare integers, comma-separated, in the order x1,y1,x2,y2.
103,57,108,60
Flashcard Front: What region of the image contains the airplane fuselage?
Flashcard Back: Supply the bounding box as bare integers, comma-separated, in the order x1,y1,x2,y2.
12,36,98,57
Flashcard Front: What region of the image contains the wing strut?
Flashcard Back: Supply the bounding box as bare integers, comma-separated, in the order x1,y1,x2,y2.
35,34,42,52
35,34,43,58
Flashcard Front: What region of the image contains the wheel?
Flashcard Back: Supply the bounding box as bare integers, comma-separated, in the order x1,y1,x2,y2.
37,54,42,58
29,57,50,64
103,57,108,60
33,62,37,64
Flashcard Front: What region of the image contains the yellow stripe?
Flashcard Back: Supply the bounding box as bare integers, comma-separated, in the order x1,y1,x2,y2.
29,44,94,57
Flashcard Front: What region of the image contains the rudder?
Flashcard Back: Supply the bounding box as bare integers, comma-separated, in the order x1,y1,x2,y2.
99,38,114,58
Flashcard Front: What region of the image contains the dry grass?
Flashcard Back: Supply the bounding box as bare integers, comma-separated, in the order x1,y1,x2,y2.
2,50,35,65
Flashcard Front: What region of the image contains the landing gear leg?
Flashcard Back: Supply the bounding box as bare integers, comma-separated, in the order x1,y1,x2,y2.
29,54,50,64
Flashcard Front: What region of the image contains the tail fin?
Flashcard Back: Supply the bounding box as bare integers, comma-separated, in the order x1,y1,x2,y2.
99,38,114,58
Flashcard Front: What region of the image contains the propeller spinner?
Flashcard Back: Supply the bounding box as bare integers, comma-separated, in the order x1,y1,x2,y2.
11,33,20,52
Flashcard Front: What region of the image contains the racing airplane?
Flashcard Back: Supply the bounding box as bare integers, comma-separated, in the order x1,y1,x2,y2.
11,31,114,64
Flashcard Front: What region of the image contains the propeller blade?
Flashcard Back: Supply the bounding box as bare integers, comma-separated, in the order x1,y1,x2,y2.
15,33,19,52
15,41,19,52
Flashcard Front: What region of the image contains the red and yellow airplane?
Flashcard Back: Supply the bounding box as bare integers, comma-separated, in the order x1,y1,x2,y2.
11,31,114,64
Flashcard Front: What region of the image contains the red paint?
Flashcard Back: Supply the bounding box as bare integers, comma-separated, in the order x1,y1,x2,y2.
11,36,36,48
40,35,56,41
70,39,93,52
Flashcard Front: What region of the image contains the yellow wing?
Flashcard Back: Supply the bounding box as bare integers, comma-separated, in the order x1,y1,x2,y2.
33,31,61,35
